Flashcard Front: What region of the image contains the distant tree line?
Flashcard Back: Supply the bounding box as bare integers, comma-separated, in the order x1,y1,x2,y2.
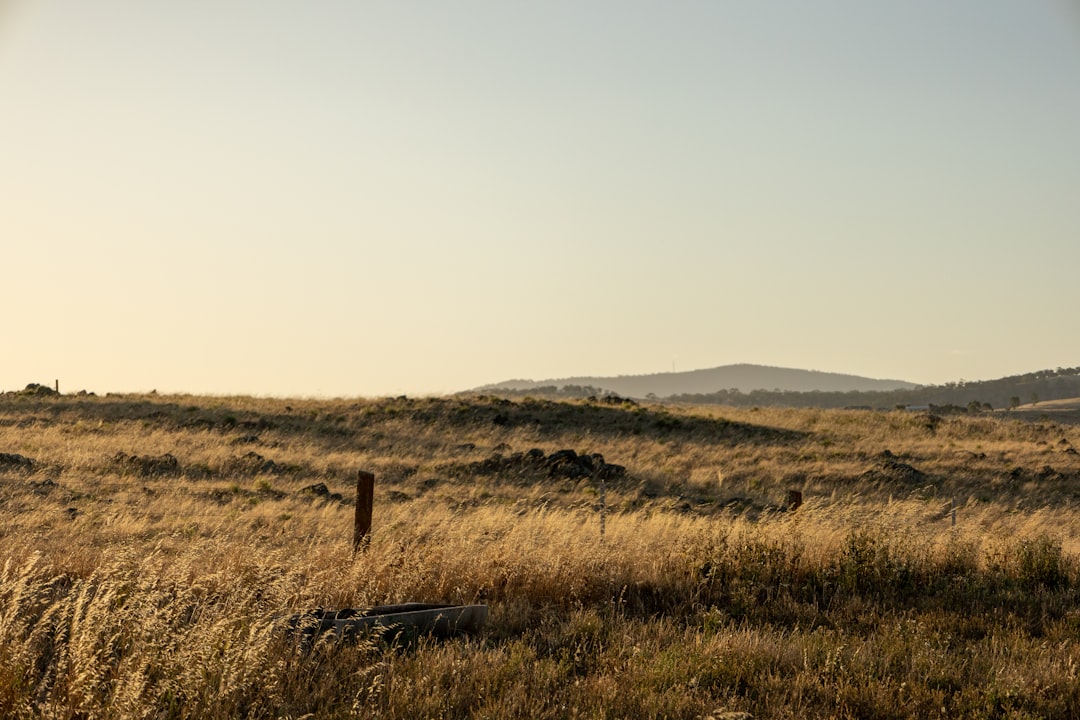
482,368,1080,412
484,385,613,400
663,367,1080,410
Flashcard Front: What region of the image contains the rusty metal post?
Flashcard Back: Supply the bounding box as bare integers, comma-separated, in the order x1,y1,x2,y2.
354,470,374,553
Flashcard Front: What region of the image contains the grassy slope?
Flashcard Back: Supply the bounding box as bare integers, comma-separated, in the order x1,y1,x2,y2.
2,393,1080,718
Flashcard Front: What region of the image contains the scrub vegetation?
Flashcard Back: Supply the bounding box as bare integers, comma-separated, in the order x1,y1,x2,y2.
3,390,1080,719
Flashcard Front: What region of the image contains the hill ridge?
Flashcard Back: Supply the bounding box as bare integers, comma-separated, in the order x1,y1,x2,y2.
473,363,918,398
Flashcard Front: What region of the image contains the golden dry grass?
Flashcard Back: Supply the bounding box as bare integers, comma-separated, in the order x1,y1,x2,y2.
3,392,1080,718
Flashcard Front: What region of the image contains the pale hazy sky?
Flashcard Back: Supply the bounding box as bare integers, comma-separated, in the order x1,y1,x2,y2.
3,1,1079,397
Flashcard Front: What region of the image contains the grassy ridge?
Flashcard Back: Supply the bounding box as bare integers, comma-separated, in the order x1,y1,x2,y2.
2,393,1080,718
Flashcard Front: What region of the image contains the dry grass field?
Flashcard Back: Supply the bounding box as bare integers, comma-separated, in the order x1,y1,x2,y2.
4,391,1080,719
1006,397,1080,426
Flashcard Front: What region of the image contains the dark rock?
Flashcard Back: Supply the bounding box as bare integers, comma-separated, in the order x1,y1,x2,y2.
301,482,330,497
30,478,57,494
225,451,279,476
545,449,578,465
861,455,925,484
239,418,276,432
471,453,506,474
183,418,218,431
545,449,590,479
207,488,235,505
301,483,346,503
596,463,626,480
0,452,33,470
1038,465,1062,481
20,383,58,396
451,447,629,483
112,452,181,478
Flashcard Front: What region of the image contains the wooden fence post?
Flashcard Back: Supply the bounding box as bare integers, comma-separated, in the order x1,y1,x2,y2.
354,470,374,553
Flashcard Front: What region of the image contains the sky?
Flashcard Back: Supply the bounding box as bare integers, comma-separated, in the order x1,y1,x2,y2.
2,1,1079,397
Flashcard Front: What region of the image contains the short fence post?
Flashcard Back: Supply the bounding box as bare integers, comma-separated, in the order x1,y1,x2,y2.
951,497,956,527
785,489,803,511
354,470,374,553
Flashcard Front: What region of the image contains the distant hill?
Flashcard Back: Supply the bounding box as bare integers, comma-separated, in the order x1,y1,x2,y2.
472,364,918,399
662,367,1080,412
